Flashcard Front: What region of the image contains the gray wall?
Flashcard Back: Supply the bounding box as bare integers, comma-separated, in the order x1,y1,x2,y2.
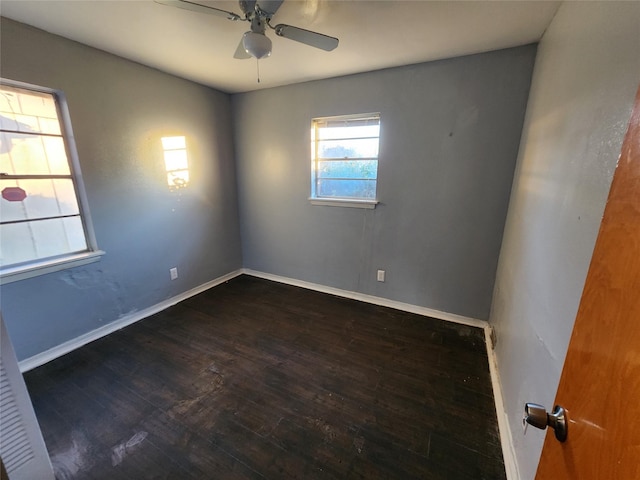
233,46,536,320
489,3,640,478
0,18,242,361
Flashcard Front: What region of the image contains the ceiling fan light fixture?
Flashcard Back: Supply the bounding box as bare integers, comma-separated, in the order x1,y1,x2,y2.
242,31,272,59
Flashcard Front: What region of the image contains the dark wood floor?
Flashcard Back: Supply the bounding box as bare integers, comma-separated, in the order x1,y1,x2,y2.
23,275,505,479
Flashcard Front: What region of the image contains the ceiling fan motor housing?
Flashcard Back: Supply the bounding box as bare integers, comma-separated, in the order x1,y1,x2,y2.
243,13,271,59
242,31,272,59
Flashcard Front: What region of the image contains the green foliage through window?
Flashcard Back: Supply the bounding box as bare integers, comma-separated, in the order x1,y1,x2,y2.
311,114,380,200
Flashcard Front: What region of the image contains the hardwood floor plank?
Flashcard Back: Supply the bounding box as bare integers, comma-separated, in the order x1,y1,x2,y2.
23,275,505,479
139,410,265,480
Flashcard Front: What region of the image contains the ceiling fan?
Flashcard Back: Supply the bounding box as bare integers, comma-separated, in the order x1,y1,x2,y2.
155,0,339,60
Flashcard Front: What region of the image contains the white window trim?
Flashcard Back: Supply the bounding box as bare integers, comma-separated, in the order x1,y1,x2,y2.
0,250,105,285
0,78,102,283
310,112,381,205
308,198,378,209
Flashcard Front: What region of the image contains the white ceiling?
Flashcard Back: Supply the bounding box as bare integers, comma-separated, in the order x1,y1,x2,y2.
1,0,561,94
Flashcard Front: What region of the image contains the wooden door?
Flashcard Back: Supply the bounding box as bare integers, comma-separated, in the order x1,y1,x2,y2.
535,86,640,478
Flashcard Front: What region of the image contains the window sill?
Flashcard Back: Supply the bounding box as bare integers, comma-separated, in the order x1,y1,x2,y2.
309,198,378,209
0,250,106,285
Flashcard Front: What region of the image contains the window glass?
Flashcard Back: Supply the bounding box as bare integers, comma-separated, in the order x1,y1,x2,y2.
311,114,380,201
0,81,94,271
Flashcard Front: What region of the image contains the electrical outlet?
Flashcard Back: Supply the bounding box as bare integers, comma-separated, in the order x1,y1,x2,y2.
170,267,178,280
377,270,385,282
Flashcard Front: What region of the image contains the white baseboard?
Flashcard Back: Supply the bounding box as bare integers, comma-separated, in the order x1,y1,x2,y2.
242,269,487,329
19,267,517,479
484,326,520,480
244,269,517,478
18,269,243,373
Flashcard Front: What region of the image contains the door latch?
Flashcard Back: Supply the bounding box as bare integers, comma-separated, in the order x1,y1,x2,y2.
523,403,568,442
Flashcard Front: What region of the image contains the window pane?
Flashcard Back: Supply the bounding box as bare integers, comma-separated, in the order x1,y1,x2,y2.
0,81,95,271
317,124,379,140
0,85,61,135
43,137,71,174
0,216,86,266
0,222,37,266
317,179,377,199
0,114,19,132
318,138,379,159
31,216,86,258
317,160,378,179
62,216,88,252
0,133,70,175
0,179,80,222
311,113,380,202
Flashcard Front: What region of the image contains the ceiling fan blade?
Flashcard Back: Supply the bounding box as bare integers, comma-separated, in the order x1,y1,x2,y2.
155,0,241,21
258,0,284,16
233,38,252,59
274,24,339,51
239,1,256,16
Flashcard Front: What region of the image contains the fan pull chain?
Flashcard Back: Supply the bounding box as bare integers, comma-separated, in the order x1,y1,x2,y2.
256,59,260,84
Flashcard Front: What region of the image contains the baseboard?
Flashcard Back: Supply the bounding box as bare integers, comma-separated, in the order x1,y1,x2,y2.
19,267,517,476
20,268,486,373
242,269,487,329
244,269,518,477
18,269,243,373
484,326,520,480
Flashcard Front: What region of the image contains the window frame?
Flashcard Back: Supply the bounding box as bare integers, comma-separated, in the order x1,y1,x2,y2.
0,78,103,285
309,113,380,209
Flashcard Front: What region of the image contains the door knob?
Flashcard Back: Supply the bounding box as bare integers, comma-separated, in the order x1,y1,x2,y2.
523,403,568,442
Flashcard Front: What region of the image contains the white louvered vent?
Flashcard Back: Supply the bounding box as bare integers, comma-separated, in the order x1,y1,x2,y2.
0,359,35,474
0,315,54,479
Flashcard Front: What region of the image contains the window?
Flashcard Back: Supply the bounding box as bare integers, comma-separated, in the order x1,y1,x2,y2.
310,113,380,207
0,79,101,283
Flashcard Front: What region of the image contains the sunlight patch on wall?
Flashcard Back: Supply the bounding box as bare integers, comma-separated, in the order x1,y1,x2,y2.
161,136,189,190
